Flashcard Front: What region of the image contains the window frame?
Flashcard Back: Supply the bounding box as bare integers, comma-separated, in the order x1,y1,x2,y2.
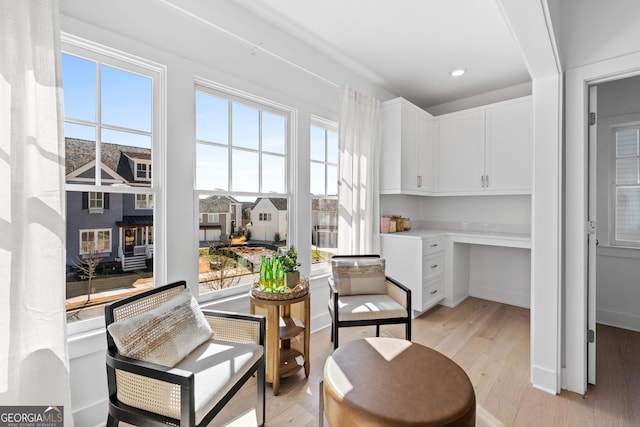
135,193,154,209
310,116,339,275
194,79,297,301
611,124,640,247
62,34,166,331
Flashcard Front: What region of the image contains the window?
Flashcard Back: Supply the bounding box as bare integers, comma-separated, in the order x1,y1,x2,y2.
613,126,640,246
310,120,339,271
80,229,112,254
89,192,104,209
135,193,154,209
195,84,291,296
136,161,151,180
63,37,162,322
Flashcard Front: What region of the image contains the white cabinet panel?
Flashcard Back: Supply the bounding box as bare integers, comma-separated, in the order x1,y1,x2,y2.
436,96,532,195
381,234,445,314
437,110,485,193
380,98,435,195
485,99,533,192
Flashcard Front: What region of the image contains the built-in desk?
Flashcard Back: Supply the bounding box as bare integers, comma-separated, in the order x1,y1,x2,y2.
443,231,531,308
381,229,531,313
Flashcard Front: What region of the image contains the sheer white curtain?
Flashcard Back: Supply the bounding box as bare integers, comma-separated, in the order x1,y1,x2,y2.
0,0,73,422
337,85,381,255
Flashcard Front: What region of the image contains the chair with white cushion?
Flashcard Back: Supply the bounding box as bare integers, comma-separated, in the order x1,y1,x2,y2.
328,255,411,349
104,280,265,427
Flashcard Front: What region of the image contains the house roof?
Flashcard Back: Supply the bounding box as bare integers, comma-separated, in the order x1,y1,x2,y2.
254,197,288,211
199,195,238,213
116,215,154,227
312,198,338,212
65,138,151,185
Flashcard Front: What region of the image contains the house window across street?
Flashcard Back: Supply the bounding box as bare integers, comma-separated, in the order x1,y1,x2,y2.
80,229,112,254
135,193,154,209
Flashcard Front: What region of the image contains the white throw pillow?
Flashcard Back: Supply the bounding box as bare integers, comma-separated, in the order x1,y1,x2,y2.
108,288,213,367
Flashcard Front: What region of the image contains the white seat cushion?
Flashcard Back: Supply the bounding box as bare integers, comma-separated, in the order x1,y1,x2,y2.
175,338,263,424
328,294,408,321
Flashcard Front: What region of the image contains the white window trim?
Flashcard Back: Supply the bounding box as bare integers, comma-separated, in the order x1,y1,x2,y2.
310,117,339,276
63,34,167,334
611,124,640,247
194,77,298,301
135,160,152,181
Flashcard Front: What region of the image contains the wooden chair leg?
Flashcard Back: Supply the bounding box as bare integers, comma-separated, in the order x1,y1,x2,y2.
376,324,380,337
333,322,339,350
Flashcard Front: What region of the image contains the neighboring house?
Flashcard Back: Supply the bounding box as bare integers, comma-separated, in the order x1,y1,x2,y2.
312,198,338,249
198,195,242,246
248,197,288,242
65,138,154,272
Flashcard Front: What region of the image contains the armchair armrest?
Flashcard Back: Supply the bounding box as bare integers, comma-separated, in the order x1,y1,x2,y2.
385,276,412,310
106,350,195,424
202,310,265,347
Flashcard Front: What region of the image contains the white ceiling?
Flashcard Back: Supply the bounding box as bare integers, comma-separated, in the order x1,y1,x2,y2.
233,0,531,110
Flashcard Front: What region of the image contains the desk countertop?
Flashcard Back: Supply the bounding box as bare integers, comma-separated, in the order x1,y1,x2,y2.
380,228,531,248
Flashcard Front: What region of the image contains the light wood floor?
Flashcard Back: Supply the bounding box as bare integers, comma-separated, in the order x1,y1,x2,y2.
210,297,640,427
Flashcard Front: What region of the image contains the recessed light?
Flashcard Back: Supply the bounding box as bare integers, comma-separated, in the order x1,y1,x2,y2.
451,69,466,77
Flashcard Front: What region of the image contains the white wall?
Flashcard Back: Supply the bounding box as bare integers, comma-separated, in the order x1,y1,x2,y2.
60,1,394,424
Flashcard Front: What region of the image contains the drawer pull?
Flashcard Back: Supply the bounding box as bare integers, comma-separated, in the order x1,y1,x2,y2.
430,243,439,248
430,264,439,269
430,289,438,295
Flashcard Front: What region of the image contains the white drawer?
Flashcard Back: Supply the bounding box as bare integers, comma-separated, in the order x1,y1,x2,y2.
423,236,445,255
423,253,444,281
422,278,444,310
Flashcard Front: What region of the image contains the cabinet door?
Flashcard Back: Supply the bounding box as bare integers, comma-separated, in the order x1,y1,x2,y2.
437,110,485,193
416,112,434,193
400,103,419,191
485,98,532,192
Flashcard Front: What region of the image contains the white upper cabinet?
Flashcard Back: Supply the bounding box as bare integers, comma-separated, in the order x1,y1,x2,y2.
437,109,486,193
436,96,532,195
380,98,435,195
484,98,532,192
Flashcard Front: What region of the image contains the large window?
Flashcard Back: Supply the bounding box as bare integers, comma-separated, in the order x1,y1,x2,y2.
613,126,640,246
63,38,162,322
310,119,339,271
195,85,291,296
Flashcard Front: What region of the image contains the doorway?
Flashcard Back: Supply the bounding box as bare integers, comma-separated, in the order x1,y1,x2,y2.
588,75,640,386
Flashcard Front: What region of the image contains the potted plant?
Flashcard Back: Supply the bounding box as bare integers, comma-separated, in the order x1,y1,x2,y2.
278,245,300,288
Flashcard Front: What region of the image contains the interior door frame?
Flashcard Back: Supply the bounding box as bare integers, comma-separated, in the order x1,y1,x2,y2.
587,85,597,385
564,51,640,394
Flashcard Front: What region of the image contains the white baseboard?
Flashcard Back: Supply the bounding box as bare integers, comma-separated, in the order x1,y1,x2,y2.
596,308,640,332
469,286,530,309
531,365,559,395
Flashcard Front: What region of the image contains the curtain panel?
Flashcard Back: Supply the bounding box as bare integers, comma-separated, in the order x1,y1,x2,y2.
0,0,73,423
337,85,381,255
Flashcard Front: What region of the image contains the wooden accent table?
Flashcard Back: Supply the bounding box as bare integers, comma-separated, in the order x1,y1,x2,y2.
250,292,310,395
322,337,475,426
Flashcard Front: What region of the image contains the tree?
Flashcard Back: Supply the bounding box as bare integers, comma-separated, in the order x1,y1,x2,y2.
75,247,102,303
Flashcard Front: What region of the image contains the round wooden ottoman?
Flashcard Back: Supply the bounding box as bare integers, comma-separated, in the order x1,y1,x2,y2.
323,337,475,427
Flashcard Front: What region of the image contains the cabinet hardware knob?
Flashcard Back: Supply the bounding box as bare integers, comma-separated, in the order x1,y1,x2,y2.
431,264,438,269
430,243,438,247
430,289,438,294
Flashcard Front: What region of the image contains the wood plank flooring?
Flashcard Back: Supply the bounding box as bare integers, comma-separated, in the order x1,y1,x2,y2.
209,297,640,427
